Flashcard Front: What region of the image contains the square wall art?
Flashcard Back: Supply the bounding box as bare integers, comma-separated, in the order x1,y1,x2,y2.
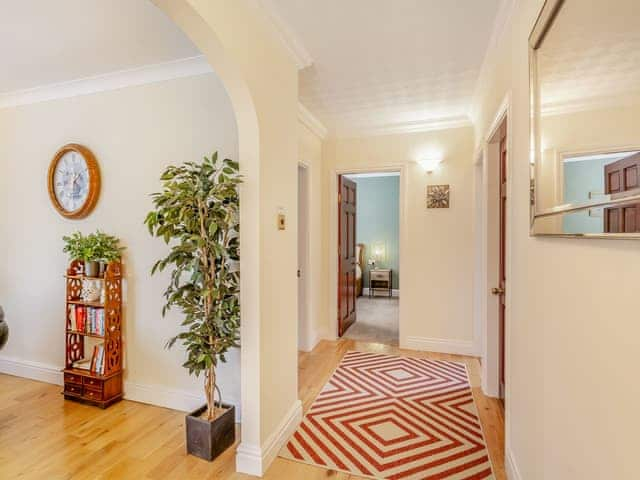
426,184,450,208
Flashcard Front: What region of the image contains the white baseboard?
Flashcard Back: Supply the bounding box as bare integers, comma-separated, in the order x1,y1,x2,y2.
505,447,522,480
0,356,63,385
362,288,400,297
403,336,477,356
0,355,241,421
236,399,302,476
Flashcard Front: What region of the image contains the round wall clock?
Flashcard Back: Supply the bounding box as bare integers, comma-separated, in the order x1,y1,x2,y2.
48,144,101,219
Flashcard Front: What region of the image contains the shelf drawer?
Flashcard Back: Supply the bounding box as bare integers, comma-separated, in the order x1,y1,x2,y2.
64,372,83,385
370,270,390,281
83,376,103,392
64,383,83,396
83,388,103,401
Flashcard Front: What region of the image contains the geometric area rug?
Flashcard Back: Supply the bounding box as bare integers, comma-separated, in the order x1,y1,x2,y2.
279,351,495,479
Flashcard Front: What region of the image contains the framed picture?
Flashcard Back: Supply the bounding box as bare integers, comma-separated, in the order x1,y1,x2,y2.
426,184,450,208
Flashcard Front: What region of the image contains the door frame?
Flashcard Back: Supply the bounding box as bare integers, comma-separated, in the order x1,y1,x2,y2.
475,92,513,400
328,164,407,341
297,161,313,352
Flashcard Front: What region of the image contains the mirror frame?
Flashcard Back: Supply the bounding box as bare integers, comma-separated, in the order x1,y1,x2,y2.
529,0,640,238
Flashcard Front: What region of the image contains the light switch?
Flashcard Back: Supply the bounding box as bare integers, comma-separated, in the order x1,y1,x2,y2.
278,213,286,230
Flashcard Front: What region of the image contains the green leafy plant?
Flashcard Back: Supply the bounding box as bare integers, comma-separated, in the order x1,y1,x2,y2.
62,230,124,262
144,153,241,421
92,230,125,263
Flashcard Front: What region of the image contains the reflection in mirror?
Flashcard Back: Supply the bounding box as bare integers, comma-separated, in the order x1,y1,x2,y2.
530,0,640,236
532,195,640,236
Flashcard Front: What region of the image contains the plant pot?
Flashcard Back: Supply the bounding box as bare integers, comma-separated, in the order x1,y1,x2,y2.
186,403,235,461
84,261,99,277
98,262,107,277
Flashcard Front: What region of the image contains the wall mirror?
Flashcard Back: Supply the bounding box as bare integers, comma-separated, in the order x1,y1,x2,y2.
529,0,640,237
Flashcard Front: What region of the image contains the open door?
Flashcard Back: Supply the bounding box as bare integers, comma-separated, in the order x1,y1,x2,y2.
338,175,357,336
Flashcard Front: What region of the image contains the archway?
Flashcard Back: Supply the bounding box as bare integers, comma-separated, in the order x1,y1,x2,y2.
153,0,301,475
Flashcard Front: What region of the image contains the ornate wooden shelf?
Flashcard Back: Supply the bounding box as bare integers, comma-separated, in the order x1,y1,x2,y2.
67,300,104,308
66,330,105,339
63,259,123,409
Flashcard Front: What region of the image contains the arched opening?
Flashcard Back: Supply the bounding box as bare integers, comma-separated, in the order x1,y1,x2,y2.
151,0,264,470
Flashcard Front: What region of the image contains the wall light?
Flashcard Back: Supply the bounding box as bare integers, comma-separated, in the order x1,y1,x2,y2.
418,157,443,173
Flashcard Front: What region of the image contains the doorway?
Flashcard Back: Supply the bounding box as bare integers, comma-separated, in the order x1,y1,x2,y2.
480,113,508,401
337,171,400,346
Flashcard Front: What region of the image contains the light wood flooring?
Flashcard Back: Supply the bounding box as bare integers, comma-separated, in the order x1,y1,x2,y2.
0,340,504,479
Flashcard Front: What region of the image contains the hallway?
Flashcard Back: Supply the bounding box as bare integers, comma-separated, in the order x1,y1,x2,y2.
0,339,505,479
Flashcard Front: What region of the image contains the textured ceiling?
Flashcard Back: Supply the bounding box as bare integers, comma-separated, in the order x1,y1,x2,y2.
272,0,502,136
538,0,640,114
0,0,199,94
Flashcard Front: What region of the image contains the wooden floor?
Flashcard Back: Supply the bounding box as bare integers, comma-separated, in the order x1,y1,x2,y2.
0,340,505,479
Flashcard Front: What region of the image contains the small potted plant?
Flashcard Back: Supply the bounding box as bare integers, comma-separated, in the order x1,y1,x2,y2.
92,230,125,276
63,231,124,277
145,153,241,462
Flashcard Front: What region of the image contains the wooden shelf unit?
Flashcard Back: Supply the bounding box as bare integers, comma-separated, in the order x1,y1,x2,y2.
63,260,123,408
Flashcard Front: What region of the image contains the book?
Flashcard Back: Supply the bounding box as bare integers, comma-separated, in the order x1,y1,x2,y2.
73,359,91,371
68,305,76,331
76,305,86,333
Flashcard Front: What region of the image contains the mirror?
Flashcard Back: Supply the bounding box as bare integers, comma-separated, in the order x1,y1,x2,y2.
529,0,640,237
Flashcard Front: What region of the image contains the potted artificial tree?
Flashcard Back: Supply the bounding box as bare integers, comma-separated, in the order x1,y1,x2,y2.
145,153,241,462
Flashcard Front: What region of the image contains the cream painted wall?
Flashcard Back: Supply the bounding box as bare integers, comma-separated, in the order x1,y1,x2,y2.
473,0,639,478
323,126,477,354
298,122,328,349
0,74,241,413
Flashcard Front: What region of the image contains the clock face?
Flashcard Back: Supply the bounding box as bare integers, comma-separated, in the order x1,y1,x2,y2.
53,151,90,213
48,144,100,219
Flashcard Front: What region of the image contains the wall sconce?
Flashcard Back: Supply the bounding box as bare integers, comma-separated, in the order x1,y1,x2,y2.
418,157,443,173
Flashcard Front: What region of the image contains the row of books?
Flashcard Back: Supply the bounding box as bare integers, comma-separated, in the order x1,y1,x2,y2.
68,305,105,336
72,343,106,375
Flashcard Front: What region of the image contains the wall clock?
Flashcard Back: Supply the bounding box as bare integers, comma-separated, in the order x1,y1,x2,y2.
48,144,101,219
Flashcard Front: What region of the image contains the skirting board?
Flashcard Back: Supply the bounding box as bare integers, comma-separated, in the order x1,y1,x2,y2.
236,399,302,476
0,355,241,421
362,288,400,297
506,447,523,480
403,336,478,356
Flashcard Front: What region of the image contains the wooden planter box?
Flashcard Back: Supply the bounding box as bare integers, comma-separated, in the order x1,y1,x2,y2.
186,403,235,461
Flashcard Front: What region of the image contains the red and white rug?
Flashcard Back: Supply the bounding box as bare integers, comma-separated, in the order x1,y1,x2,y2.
279,351,494,479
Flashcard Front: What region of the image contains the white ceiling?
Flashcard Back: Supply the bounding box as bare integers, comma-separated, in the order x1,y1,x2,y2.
0,0,200,94
1,0,504,138
271,0,502,136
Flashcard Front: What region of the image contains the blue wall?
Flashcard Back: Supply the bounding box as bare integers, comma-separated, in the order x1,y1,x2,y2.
562,158,609,234
353,176,400,289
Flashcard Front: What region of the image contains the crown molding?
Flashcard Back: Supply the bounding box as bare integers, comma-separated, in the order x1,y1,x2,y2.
469,0,516,122
298,103,328,139
336,115,472,139
253,0,313,70
0,55,213,109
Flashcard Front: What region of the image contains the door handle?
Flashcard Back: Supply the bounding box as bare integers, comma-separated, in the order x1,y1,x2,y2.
491,287,505,295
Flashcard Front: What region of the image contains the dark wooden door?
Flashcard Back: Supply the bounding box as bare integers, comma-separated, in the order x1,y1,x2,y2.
498,134,507,398
338,176,357,336
604,152,640,233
